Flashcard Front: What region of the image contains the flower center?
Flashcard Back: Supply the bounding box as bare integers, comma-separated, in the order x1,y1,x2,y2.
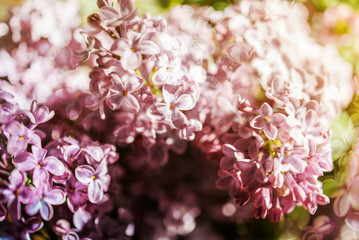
131,48,136,53
124,90,128,96
19,136,25,141
264,116,270,122
36,164,42,168
170,104,174,110
91,175,96,180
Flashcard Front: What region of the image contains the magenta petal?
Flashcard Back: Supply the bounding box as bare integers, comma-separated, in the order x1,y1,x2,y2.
147,103,170,120
333,194,350,217
75,165,95,184
88,180,104,203
122,95,140,113
263,124,278,140
39,201,54,221
259,102,272,117
43,156,65,176
170,109,188,129
346,212,359,232
44,189,66,205
13,151,37,171
250,116,265,129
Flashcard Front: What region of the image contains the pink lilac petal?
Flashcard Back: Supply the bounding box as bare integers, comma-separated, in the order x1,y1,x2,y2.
263,124,278,140
333,193,350,217
251,116,265,129
259,102,272,117
121,94,140,113
346,212,359,232
171,109,188,129
44,189,66,205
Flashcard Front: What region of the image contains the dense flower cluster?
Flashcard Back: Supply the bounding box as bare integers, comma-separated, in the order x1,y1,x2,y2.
0,0,356,239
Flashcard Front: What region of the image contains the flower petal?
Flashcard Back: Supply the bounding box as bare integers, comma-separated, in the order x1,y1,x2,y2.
122,95,140,113
39,201,54,221
146,103,170,120
88,180,104,203
263,124,278,140
44,189,66,205
333,194,350,217
170,109,188,129
13,151,37,171
75,165,95,184
43,156,65,176
259,102,272,117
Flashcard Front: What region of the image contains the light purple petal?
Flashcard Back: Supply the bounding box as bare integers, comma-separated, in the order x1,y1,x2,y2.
170,109,188,129
43,156,65,176
152,68,169,85
137,40,160,55
122,95,140,113
39,201,54,221
95,160,108,177
88,180,104,203
75,165,95,184
263,124,278,140
13,152,38,171
33,168,49,188
31,145,47,162
26,217,44,233
26,200,41,216
44,189,66,205
147,103,170,120
73,208,92,230
175,94,196,111
9,169,26,189
124,75,143,92
106,93,124,110
259,102,272,117
66,101,83,121
121,50,141,70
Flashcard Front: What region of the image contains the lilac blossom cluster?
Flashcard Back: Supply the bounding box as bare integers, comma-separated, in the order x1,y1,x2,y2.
0,0,356,238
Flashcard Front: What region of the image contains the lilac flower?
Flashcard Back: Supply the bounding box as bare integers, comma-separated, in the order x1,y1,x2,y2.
20,217,44,240
14,145,65,186
105,72,143,113
265,77,290,107
1,169,32,220
26,183,65,221
111,31,160,70
147,84,196,129
250,102,286,140
30,100,54,125
3,121,41,155
152,53,182,85
75,160,110,203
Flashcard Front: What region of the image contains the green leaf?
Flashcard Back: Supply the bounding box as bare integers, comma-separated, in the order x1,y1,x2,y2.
322,178,343,198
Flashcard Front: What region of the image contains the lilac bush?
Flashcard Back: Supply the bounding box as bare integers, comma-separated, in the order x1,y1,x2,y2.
0,0,357,239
